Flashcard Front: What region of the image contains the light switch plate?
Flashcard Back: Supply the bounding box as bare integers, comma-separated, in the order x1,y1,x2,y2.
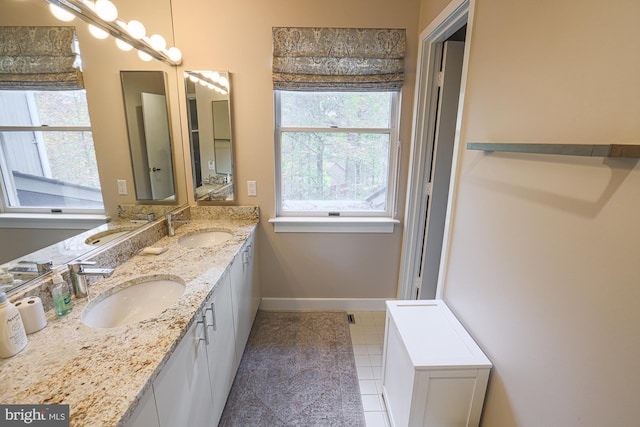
247,180,257,197
117,179,127,195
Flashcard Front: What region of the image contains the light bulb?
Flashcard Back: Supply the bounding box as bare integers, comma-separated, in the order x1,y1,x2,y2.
219,76,229,89
148,34,166,51
166,47,182,63
137,50,153,62
188,75,198,83
115,38,133,51
49,4,75,22
211,71,220,82
95,0,118,22
127,20,146,39
199,80,207,86
88,24,109,40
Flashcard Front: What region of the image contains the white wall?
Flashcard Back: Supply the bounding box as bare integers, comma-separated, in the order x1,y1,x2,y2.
424,0,640,425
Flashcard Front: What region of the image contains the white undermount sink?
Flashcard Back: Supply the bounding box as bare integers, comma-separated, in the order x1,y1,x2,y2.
81,276,185,328
178,230,233,248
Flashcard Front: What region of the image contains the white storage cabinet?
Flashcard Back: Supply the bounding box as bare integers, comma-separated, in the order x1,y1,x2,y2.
125,230,259,426
382,300,492,427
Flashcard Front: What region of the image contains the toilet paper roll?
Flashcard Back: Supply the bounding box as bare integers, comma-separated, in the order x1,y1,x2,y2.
14,296,47,334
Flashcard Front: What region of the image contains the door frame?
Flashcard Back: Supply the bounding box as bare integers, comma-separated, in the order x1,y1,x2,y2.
397,0,476,300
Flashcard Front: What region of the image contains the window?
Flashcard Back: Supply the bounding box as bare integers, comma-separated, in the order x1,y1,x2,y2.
0,90,103,213
275,90,400,217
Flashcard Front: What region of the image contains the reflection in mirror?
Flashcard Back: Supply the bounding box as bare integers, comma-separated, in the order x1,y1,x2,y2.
184,71,234,202
0,221,129,294
1,202,179,295
121,71,176,201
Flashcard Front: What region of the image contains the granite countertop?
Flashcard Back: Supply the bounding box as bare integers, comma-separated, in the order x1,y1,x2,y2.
0,217,258,426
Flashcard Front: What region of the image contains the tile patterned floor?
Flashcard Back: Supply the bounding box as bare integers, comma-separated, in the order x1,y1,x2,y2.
348,311,390,427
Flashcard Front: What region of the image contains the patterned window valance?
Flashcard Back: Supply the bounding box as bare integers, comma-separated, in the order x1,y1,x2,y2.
0,26,84,90
272,27,406,91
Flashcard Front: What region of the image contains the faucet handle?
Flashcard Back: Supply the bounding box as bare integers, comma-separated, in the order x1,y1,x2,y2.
68,260,96,272
69,260,96,266
137,213,156,221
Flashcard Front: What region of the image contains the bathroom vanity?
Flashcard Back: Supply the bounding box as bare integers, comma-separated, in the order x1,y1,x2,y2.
0,206,260,427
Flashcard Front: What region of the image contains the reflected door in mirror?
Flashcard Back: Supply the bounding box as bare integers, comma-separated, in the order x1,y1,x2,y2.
121,71,176,201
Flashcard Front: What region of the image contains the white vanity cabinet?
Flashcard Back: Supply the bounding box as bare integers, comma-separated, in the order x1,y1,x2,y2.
152,313,214,427
229,231,259,368
122,387,160,427
203,269,236,423
125,229,260,427
382,300,491,427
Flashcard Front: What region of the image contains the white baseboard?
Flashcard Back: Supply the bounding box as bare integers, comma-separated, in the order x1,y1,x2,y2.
259,297,392,312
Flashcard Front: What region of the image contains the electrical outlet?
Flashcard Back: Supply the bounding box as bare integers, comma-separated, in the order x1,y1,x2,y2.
117,179,127,195
247,180,257,197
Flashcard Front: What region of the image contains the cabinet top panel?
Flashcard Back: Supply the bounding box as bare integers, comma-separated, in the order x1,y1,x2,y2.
386,300,492,368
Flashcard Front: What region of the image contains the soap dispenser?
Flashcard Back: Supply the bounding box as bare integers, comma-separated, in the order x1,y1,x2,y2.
51,268,72,316
0,292,27,358
0,267,13,286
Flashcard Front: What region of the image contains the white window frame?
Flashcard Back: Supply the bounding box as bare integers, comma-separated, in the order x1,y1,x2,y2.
271,90,402,233
0,90,104,215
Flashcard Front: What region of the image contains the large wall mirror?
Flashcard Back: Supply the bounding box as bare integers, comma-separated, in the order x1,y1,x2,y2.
0,0,183,293
184,71,234,202
121,71,176,201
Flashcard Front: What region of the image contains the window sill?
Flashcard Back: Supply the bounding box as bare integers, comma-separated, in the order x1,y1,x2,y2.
0,213,109,229
268,216,400,233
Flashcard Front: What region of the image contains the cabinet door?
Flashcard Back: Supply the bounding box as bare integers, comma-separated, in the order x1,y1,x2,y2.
153,316,214,427
248,233,260,323
230,233,257,367
204,270,237,423
122,387,160,427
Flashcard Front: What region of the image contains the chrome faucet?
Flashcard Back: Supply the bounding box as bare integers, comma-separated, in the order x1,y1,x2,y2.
165,213,190,237
17,259,53,274
130,213,156,223
67,261,114,298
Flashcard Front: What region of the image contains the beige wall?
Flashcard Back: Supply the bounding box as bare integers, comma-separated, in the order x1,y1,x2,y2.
418,0,453,30
172,0,421,299
419,0,640,424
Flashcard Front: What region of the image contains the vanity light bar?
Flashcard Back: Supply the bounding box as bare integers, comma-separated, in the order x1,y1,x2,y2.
185,71,228,94
44,0,182,66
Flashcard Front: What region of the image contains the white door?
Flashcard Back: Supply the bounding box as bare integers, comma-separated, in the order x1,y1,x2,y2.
141,92,174,200
418,41,465,299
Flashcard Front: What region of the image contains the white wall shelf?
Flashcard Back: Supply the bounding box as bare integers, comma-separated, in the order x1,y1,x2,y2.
467,143,640,158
